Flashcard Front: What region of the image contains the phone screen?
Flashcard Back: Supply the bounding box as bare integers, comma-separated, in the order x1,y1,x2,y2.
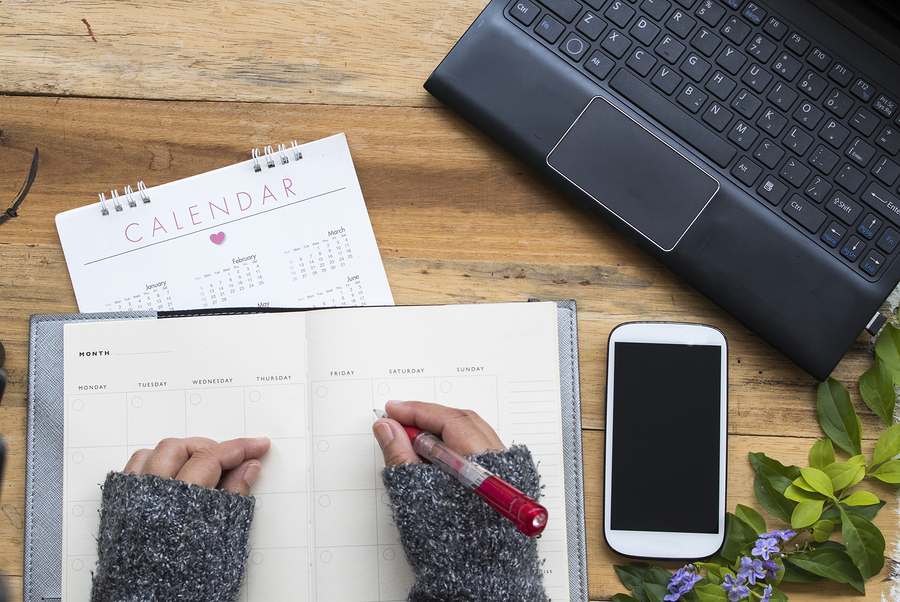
610,341,722,533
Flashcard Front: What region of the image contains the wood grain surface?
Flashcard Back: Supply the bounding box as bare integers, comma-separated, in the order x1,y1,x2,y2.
0,1,897,600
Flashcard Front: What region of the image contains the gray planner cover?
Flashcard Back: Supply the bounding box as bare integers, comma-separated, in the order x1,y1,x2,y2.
24,301,587,602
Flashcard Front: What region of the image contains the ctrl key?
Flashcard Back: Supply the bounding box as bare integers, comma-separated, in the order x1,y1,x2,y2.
861,249,887,276
783,194,826,233
510,0,540,26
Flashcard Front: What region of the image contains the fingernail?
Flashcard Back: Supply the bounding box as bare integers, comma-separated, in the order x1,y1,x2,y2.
373,422,394,449
243,462,262,486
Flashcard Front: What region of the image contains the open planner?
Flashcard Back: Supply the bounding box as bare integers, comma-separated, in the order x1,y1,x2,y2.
55,133,394,312
25,301,588,602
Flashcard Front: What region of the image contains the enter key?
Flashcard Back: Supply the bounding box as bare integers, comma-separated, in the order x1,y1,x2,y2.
862,182,900,228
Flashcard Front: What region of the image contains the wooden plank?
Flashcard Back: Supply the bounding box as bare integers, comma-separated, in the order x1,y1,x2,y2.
0,0,484,106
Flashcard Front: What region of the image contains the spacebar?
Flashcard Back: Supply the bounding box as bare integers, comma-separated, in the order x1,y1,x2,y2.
610,69,736,168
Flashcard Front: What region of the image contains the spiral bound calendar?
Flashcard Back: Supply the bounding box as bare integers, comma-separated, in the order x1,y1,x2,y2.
56,134,394,312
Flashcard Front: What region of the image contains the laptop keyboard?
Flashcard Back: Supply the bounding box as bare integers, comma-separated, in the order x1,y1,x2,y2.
506,0,900,280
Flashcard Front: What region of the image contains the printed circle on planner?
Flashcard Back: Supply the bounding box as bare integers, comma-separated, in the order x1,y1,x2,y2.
72,559,84,571
131,396,143,408
190,393,202,405
318,494,331,507
440,381,452,394
251,553,264,565
316,386,328,398
317,440,329,452
72,505,84,517
249,390,261,402
72,399,84,411
72,452,84,464
377,383,390,395
320,551,332,563
383,548,396,561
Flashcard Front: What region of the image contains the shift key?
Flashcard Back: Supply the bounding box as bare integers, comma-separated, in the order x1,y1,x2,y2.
862,182,900,228
784,194,826,233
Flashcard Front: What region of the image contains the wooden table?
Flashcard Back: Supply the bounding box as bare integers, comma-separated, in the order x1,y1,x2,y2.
0,1,896,600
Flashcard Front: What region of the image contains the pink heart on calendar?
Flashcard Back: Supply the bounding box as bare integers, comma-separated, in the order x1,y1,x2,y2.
210,232,225,245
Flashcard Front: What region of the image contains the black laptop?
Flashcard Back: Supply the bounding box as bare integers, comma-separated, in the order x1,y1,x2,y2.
425,0,900,380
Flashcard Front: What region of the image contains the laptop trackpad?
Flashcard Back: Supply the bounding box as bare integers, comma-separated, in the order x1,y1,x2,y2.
547,96,720,251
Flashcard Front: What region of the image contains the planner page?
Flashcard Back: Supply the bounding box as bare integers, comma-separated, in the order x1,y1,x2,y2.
303,301,570,602
56,134,394,312
62,313,309,602
62,302,570,601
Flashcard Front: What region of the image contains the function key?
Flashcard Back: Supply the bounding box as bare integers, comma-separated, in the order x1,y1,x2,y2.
741,2,766,25
763,16,788,41
807,47,831,71
510,0,541,25
536,15,566,43
874,94,898,119
539,0,584,22
642,0,672,21
785,32,810,56
878,227,899,254
851,78,876,103
828,62,854,87
696,1,725,27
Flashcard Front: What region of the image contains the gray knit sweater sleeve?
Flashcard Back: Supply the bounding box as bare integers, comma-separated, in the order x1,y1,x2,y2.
90,471,255,602
381,445,549,602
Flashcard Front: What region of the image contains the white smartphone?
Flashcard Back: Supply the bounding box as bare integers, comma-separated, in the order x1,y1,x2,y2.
604,322,728,559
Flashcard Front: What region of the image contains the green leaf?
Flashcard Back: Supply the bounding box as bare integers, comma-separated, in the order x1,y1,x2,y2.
791,498,825,529
734,504,766,536
875,322,900,384
644,583,668,602
823,461,866,493
753,471,794,523
870,459,900,483
693,583,728,602
695,562,725,585
839,508,886,579
809,438,835,470
785,548,865,593
811,519,836,542
817,378,863,456
612,595,642,602
785,483,824,502
749,452,802,486
801,467,835,498
721,513,761,563
781,559,826,584
614,563,669,602
821,500,887,524
841,490,880,507
873,423,900,466
859,357,896,426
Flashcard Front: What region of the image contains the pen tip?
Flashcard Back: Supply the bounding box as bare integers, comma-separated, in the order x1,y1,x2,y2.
373,409,387,419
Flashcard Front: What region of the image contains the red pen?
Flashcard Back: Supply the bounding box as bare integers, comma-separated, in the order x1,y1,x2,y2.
374,409,548,536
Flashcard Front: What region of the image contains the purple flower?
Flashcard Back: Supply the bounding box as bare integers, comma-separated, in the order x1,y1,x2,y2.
736,556,766,585
721,574,751,602
664,565,702,601
760,584,773,602
768,529,796,542
752,537,779,560
762,559,783,580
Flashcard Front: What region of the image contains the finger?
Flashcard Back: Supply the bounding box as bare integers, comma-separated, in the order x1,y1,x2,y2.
175,437,271,489
141,437,218,479
384,400,505,456
373,419,420,467
218,459,263,496
123,448,153,474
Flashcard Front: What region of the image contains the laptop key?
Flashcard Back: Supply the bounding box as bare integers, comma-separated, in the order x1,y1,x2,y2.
862,181,900,228
807,48,832,72
609,69,737,166
602,29,633,58
785,32,810,56
872,156,900,186
873,94,897,119
538,0,583,23
631,17,661,45
810,145,839,174
858,213,883,239
695,1,725,27
731,156,763,186
586,50,616,79
820,119,850,148
828,62,854,87
627,47,658,76
823,89,854,118
876,125,900,155
758,174,788,204
741,3,766,26
763,16,788,41
691,27,721,56
656,34,686,62
666,10,696,38
706,70,736,100
827,191,863,225
642,0,672,21
577,12,608,40
652,64,683,93
805,175,832,202
536,15,566,43
836,163,866,193
702,101,732,130
773,52,803,81
754,138,785,169
510,0,541,26
721,16,751,45
757,108,788,136
851,78,876,103
861,249,886,276
878,228,899,253
784,194,827,232
840,236,865,262
822,221,846,247
677,83,708,113
780,157,810,187
846,137,876,167
605,1,636,28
